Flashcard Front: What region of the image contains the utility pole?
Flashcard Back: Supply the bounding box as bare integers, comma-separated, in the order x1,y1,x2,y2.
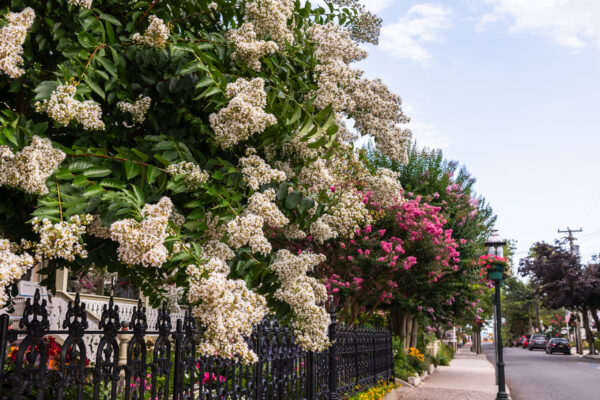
558,227,583,355
558,227,582,254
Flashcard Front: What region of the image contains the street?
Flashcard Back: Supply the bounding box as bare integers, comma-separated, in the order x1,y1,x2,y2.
482,343,600,400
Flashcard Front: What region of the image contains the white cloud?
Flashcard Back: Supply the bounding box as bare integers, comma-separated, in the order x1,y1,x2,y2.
404,103,450,151
480,0,600,51
407,119,450,151
361,0,395,13
379,3,453,63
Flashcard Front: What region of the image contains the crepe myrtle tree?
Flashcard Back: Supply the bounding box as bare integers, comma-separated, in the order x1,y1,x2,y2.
0,0,413,363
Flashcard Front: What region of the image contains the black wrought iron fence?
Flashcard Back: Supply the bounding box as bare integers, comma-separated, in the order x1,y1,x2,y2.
0,290,393,400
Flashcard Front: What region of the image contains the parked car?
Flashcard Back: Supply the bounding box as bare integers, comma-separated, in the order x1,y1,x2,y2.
528,334,548,350
519,335,531,348
546,338,571,355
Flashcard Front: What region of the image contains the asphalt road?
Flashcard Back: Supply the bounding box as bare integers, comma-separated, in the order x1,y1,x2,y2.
482,343,600,400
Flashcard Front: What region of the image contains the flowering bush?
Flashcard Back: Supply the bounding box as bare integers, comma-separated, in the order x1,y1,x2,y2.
547,314,566,338
0,0,413,363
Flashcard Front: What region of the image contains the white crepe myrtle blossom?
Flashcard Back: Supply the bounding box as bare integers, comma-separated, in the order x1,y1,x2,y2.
365,168,404,208
166,161,209,190
283,224,307,240
117,95,152,125
298,159,337,193
0,7,35,78
186,259,268,364
228,23,278,71
307,21,411,163
209,78,276,148
245,0,295,46
31,215,93,261
307,22,366,112
132,16,170,48
110,197,174,268
227,213,271,255
325,190,371,238
200,240,235,263
0,239,34,308
204,211,227,241
239,148,286,190
270,250,330,351
246,189,289,228
67,0,93,8
35,83,105,130
0,136,66,195
310,216,338,243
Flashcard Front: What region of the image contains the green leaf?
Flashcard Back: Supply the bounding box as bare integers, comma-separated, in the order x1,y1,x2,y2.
84,76,105,99
178,60,203,75
146,165,161,184
83,185,105,197
68,161,95,171
55,170,75,180
33,81,59,100
72,175,90,187
194,86,221,100
31,207,61,217
131,185,145,205
100,178,126,190
95,56,118,77
298,197,315,214
125,162,140,179
99,13,122,27
277,183,290,200
285,106,302,126
285,190,303,209
83,167,112,178
195,76,214,89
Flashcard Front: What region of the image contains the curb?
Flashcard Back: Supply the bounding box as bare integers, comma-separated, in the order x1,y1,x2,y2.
395,378,413,388
406,365,437,386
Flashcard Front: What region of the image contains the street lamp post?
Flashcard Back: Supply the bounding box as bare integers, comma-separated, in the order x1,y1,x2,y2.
485,229,510,400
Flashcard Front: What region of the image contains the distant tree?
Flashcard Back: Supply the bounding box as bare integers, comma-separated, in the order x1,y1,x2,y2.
520,241,597,354
502,276,535,336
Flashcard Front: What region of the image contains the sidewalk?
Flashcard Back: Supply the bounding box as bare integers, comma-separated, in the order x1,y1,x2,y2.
387,347,504,400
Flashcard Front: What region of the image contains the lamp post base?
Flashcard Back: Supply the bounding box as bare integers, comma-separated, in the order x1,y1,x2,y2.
496,391,510,400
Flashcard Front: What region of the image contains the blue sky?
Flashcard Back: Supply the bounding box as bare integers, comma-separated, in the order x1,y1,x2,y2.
351,0,600,263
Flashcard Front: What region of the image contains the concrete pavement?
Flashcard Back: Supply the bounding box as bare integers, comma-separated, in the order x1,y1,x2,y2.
387,346,502,400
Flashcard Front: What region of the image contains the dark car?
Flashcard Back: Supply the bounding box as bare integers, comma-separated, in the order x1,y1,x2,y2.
546,338,571,355
528,334,548,350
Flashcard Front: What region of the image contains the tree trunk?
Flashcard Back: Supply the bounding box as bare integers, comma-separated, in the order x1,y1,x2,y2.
582,307,595,355
402,315,412,345
390,309,403,336
410,320,419,348
590,308,600,342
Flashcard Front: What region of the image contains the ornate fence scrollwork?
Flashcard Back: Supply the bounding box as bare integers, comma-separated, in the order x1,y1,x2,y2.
0,289,394,400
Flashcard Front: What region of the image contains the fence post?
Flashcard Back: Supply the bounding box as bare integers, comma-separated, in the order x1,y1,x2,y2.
306,350,316,400
353,327,359,388
0,314,8,393
388,321,394,381
328,304,339,400
172,319,183,400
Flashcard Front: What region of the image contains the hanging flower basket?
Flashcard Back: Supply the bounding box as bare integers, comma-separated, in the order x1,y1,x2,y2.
478,255,509,282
